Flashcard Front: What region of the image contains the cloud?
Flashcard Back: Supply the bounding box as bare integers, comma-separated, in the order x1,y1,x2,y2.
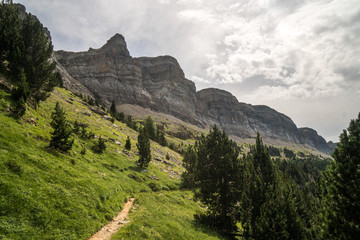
185,0,360,101
15,0,360,141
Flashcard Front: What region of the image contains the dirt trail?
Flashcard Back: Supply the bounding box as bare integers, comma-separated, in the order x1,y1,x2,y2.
88,198,135,240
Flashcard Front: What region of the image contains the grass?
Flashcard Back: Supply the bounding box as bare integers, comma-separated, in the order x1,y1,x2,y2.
0,86,328,240
0,87,225,240
112,191,223,240
0,88,182,239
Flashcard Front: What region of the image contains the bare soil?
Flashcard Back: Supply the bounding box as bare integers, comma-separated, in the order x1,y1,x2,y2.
88,198,135,240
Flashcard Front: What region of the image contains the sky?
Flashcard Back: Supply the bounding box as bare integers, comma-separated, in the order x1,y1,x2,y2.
15,0,360,142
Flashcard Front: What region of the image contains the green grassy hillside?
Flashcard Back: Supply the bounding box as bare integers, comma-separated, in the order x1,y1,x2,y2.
0,87,222,240
112,191,222,240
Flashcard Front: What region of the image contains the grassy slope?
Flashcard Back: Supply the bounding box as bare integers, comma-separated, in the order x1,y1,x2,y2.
0,88,222,240
112,191,222,240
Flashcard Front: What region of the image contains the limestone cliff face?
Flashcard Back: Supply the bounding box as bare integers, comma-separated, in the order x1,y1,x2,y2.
137,56,198,124
55,34,197,123
55,34,145,107
55,33,335,154
299,128,335,154
196,88,302,142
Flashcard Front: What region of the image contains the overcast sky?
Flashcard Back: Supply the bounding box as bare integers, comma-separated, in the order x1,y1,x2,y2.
15,0,360,142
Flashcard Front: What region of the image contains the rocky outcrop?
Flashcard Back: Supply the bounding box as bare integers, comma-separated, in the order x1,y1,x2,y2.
195,88,302,142
299,128,335,154
55,34,145,107
55,36,198,124
137,56,198,124
55,33,335,154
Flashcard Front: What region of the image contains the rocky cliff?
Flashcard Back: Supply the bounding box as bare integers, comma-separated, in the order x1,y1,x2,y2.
55,34,335,154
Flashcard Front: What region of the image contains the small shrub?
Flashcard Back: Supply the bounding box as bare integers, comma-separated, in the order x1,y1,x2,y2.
148,182,160,192
80,147,86,155
92,136,106,153
13,97,26,118
125,136,131,150
6,160,23,176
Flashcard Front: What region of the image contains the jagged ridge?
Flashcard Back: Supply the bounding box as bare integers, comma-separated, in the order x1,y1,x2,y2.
55,34,335,154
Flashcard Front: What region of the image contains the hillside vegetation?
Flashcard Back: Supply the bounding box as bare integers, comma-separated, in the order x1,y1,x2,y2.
0,87,222,240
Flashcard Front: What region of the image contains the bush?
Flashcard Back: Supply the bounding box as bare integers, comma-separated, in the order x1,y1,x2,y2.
148,182,160,192
6,160,23,176
125,136,131,150
92,136,106,153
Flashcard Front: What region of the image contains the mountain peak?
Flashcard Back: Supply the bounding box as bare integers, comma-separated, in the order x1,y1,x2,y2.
101,33,130,57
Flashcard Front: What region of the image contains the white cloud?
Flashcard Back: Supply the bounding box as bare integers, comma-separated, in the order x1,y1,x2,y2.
15,0,360,141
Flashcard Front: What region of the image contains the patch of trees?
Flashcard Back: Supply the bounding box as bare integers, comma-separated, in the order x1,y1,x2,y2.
268,145,281,156
0,1,61,115
183,117,360,239
283,147,296,159
109,100,138,131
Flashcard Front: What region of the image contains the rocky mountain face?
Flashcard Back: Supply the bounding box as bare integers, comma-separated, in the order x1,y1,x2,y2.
55,34,335,154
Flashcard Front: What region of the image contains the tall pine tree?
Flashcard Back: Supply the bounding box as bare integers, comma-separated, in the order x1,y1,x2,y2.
190,125,241,238
322,113,360,240
0,2,60,108
137,128,151,168
239,133,306,240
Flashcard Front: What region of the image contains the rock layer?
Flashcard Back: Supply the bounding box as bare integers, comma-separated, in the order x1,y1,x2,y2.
55,34,335,154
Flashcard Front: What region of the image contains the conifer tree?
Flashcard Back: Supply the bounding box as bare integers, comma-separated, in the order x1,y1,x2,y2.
182,145,197,188
144,116,156,140
191,125,241,237
0,2,60,106
49,102,73,152
110,100,117,116
157,129,167,146
137,128,151,167
92,136,106,153
322,113,360,240
125,136,131,150
240,133,307,240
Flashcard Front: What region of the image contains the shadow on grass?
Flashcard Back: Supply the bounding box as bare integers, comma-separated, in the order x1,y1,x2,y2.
128,165,144,172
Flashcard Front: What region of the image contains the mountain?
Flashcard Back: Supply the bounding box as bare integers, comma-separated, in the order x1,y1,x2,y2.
55,34,335,154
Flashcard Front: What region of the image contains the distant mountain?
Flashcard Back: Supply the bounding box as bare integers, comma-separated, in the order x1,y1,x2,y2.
55,33,335,154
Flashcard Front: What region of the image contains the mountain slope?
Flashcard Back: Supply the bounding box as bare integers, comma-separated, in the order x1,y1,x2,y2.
55,34,335,154
0,87,221,240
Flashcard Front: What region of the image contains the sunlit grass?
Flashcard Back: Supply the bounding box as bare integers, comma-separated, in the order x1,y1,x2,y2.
112,191,223,240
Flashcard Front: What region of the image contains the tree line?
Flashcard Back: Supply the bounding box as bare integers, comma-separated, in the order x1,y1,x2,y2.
182,115,360,239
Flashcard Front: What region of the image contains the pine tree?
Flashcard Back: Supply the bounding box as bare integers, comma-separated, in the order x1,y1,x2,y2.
21,13,60,105
0,2,60,106
240,133,306,240
92,136,106,153
157,129,167,146
0,2,23,78
73,120,80,134
144,116,156,140
125,136,131,150
191,125,241,237
137,128,151,168
110,100,117,116
322,113,360,240
182,145,197,188
49,102,73,152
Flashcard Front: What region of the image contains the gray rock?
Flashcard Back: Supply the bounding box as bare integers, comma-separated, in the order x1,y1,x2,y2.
55,33,335,154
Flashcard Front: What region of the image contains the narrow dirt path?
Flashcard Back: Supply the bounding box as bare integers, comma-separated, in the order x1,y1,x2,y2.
88,198,135,240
